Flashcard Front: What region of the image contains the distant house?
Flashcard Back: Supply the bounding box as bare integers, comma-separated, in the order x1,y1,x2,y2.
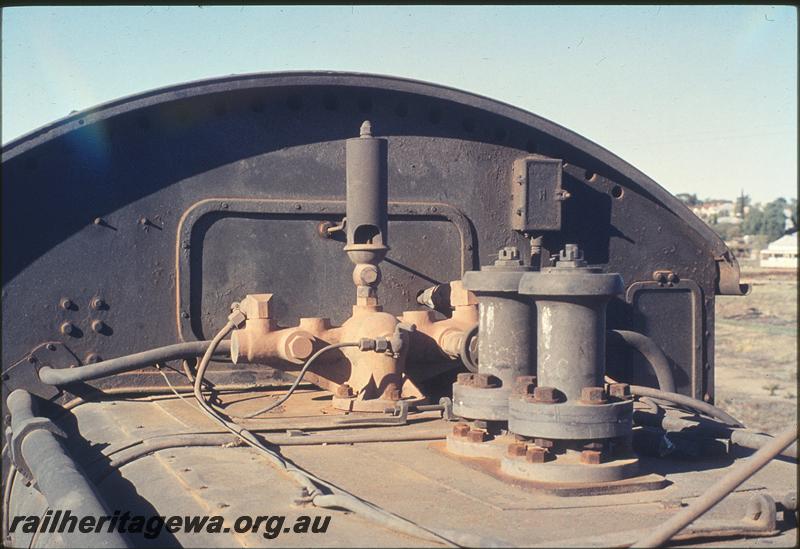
692,200,734,221
760,232,798,269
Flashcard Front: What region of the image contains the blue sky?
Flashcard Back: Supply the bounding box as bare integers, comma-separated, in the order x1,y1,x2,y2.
2,5,796,203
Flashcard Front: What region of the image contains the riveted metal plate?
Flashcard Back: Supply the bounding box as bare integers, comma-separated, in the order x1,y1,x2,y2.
625,279,704,399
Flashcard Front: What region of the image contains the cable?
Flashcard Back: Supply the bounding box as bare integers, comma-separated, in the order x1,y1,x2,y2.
632,424,798,548
192,315,457,547
2,465,16,544
38,340,231,385
236,341,359,419
629,385,744,428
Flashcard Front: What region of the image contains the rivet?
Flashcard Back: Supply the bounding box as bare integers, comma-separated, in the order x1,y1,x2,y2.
60,322,76,336
181,311,190,319
59,298,74,310
90,297,107,310
91,320,106,333
45,343,56,351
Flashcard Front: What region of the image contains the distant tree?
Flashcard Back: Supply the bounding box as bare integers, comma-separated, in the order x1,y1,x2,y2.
712,222,742,241
676,193,700,206
735,191,750,217
743,198,788,240
791,198,798,229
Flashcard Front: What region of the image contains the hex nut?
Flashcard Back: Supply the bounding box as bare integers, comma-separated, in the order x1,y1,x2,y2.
533,386,559,404
609,383,632,400
352,264,381,286
335,384,354,398
513,375,537,396
283,332,314,361
580,450,603,465
507,443,528,458
452,423,470,438
457,373,475,385
473,374,499,389
581,386,608,404
467,429,487,443
526,446,547,463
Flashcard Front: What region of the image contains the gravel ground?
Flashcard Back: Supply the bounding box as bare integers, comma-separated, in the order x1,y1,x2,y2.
714,266,797,434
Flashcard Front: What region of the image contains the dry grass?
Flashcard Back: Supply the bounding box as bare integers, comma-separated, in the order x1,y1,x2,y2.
714,267,797,433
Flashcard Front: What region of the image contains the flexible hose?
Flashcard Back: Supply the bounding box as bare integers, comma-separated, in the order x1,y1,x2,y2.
608,329,676,393
237,341,359,419
630,385,744,428
38,340,231,385
192,319,457,547
632,424,798,547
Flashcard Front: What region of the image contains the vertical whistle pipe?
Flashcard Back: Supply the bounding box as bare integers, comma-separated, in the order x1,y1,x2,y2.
344,121,389,266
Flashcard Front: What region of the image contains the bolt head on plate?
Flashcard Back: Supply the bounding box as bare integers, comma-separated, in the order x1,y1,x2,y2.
335,384,354,398
608,383,631,399
467,429,487,443
581,386,608,404
580,449,603,465
507,442,528,457
533,386,559,404
526,446,547,463
513,375,537,396
452,423,470,438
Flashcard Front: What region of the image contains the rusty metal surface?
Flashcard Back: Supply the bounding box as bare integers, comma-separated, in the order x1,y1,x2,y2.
2,72,745,410
6,390,793,547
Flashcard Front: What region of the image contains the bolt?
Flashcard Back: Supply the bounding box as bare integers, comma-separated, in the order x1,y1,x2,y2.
526,446,547,463
60,322,76,336
513,375,537,396
534,438,554,449
93,217,104,225
45,343,56,351
467,429,487,443
561,244,582,261
91,320,107,333
294,203,302,210
608,383,631,400
59,298,74,310
507,443,528,458
667,273,679,283
90,297,107,310
452,423,470,438
386,388,401,401
533,386,559,404
335,384,354,398
138,217,148,226
581,386,607,404
580,450,603,465
221,202,229,209
472,374,499,389
27,355,37,364
456,373,475,385
498,246,520,261
181,241,190,249
181,311,190,319
85,353,102,363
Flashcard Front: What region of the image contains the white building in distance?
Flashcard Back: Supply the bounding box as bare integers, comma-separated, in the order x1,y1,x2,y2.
760,232,798,269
